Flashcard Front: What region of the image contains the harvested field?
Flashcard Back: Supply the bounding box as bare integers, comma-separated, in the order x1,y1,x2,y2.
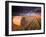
12,16,41,31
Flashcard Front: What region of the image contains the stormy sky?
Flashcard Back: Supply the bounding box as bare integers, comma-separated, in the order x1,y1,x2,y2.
12,6,41,16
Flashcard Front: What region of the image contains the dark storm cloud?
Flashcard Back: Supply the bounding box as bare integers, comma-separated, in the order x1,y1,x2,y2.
12,6,41,16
